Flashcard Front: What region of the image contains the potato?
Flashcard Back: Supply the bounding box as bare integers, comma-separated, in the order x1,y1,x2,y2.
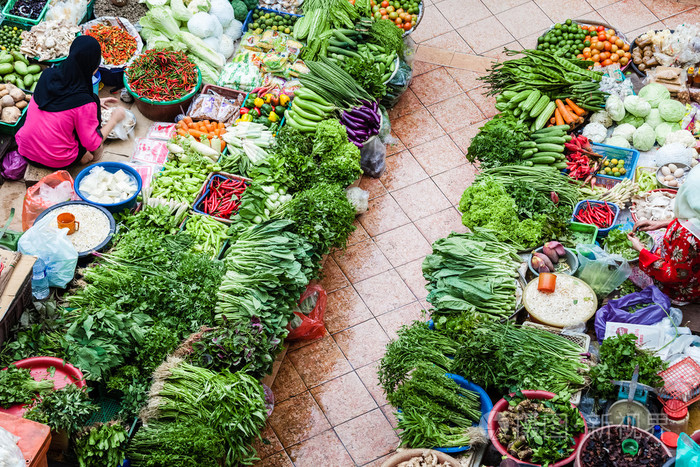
15,100,26,110
1,106,20,123
1,95,14,108
9,88,24,103
0,90,9,98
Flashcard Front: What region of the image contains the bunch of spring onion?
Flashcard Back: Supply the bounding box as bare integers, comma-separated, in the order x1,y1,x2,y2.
452,320,590,396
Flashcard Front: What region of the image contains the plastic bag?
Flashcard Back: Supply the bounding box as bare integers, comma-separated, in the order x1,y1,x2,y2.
0,150,28,181
18,216,78,288
359,135,387,178
677,433,700,467
286,284,327,341
131,138,169,166
346,187,369,215
381,59,412,109
0,427,25,467
594,285,672,342
576,244,631,297
21,170,76,231
102,108,136,140
146,122,177,140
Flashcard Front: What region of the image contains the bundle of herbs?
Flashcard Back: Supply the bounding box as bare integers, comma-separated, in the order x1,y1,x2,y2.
142,360,267,465
451,319,589,395
391,363,483,449
74,422,128,467
422,229,522,322
497,392,586,466
589,334,666,399
466,114,529,168
25,384,98,435
0,365,54,408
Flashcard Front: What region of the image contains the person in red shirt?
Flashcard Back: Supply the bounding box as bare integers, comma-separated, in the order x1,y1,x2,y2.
16,35,126,169
628,165,700,304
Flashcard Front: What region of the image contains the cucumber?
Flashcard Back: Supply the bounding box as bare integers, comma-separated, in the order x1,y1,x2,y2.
327,46,360,58
535,143,565,153
564,135,572,142
502,90,518,100
533,101,557,131
528,156,556,164
522,148,537,157
520,89,541,112
533,124,570,134
293,88,333,107
529,152,563,160
532,136,567,144
285,112,317,133
518,141,537,148
26,64,41,74
495,102,508,111
0,63,12,75
513,106,522,116
554,162,568,170
293,96,331,116
523,160,534,166
510,89,532,104
529,95,550,118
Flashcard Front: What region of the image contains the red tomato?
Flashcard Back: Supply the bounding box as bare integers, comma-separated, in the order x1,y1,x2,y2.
597,25,605,32
602,59,613,66
403,22,412,30
381,0,388,6
597,33,606,41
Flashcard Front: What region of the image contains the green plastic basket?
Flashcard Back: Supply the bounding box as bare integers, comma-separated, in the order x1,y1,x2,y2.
86,397,139,437
2,0,49,27
0,102,28,135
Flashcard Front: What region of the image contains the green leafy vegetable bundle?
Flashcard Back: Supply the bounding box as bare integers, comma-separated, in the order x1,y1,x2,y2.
25,385,98,435
142,362,266,465
391,363,482,448
589,334,666,399
127,420,226,467
451,320,589,395
604,229,652,261
0,365,54,408
74,422,128,467
466,115,529,168
423,229,522,322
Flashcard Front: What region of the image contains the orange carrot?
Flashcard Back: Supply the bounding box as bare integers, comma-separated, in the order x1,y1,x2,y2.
549,117,556,125
182,116,193,126
565,98,586,117
554,108,565,126
217,122,225,130
177,129,189,137
188,129,205,138
555,99,575,124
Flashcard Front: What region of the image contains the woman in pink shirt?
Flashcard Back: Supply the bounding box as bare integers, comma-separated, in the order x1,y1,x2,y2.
16,36,126,169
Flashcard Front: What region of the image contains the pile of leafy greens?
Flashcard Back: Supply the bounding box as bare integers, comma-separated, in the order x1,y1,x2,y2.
466,115,529,168
0,365,54,408
341,56,386,99
589,334,666,399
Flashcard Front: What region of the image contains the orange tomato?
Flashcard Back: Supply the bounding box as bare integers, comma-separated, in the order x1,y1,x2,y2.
594,42,605,50
610,35,619,43
593,62,602,67
610,53,619,62
396,8,403,13
615,39,624,48
381,14,388,19
604,41,612,51
622,43,630,52
577,54,585,59
403,22,412,30
395,17,402,25
381,0,388,6
585,35,591,41
602,59,613,66
597,33,607,41
592,54,601,62
600,51,611,60
379,7,386,14
611,44,618,53
583,51,591,58
583,47,591,54
607,29,615,36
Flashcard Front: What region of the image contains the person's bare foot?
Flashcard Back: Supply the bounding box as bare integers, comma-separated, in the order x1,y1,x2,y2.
80,152,94,164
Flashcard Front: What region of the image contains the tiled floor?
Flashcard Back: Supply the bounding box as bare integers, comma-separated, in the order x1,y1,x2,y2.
252,1,699,465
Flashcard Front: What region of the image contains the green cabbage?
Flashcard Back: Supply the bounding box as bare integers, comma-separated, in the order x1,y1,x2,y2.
632,123,655,151
655,122,680,145
145,0,169,7
638,83,670,108
624,95,651,118
231,0,248,21
620,113,645,128
605,136,631,149
605,94,625,122
645,108,662,129
188,54,220,83
658,99,686,123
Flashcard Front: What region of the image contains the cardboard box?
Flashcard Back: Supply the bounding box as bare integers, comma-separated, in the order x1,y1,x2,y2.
0,252,35,345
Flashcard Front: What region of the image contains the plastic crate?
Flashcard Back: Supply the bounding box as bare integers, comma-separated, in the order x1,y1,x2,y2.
2,0,49,27
241,90,287,131
192,171,251,224
568,221,599,245
242,7,302,33
86,397,138,437
591,142,639,188
0,262,31,346
179,213,229,259
0,101,28,134
572,200,620,238
657,357,700,409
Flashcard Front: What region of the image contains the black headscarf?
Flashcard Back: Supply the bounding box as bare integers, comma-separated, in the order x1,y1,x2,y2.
33,35,102,117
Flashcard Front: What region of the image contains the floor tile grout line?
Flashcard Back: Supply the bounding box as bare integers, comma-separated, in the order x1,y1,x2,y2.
423,92,486,137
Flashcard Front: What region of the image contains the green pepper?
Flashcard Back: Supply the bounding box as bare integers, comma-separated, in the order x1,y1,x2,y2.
260,103,273,115
274,106,286,117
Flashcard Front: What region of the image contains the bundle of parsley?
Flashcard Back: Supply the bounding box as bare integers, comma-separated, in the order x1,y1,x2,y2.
465,114,529,168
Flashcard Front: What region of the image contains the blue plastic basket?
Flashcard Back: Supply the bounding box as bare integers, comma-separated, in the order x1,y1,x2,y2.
591,142,640,188
242,7,302,33
192,172,250,224
572,200,620,238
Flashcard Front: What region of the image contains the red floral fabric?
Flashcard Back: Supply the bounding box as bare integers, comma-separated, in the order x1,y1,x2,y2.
639,219,700,303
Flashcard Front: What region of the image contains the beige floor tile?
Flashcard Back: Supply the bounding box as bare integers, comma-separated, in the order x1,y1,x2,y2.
428,94,485,133
411,5,454,43
640,0,694,20
458,16,516,54
422,30,474,55
598,0,659,33
445,67,485,92
391,178,452,222
496,1,553,39
481,0,530,14
410,67,463,106
411,134,467,176
353,269,416,316
662,7,699,28
436,0,492,29
535,0,594,22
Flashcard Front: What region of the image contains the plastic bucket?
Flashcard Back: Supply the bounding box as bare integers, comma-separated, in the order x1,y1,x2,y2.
574,425,672,466
74,162,142,213
92,71,100,95
124,66,202,121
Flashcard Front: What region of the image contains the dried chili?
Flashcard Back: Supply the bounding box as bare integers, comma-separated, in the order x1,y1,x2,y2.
85,24,137,66
126,49,198,101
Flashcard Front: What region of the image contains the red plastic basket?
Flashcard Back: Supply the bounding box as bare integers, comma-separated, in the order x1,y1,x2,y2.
657,357,700,410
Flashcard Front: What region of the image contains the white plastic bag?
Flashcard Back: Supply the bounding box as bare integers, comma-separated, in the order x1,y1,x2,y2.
18,216,78,288
0,427,24,467
345,187,369,215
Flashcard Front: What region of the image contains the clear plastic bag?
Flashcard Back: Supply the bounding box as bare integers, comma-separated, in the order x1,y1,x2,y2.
576,244,631,297
345,187,369,215
0,427,25,467
18,216,78,288
677,433,700,467
21,170,76,231
359,135,387,178
381,59,412,109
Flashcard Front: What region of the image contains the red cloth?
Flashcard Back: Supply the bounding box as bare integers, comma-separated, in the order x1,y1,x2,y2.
16,98,102,168
639,219,700,303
